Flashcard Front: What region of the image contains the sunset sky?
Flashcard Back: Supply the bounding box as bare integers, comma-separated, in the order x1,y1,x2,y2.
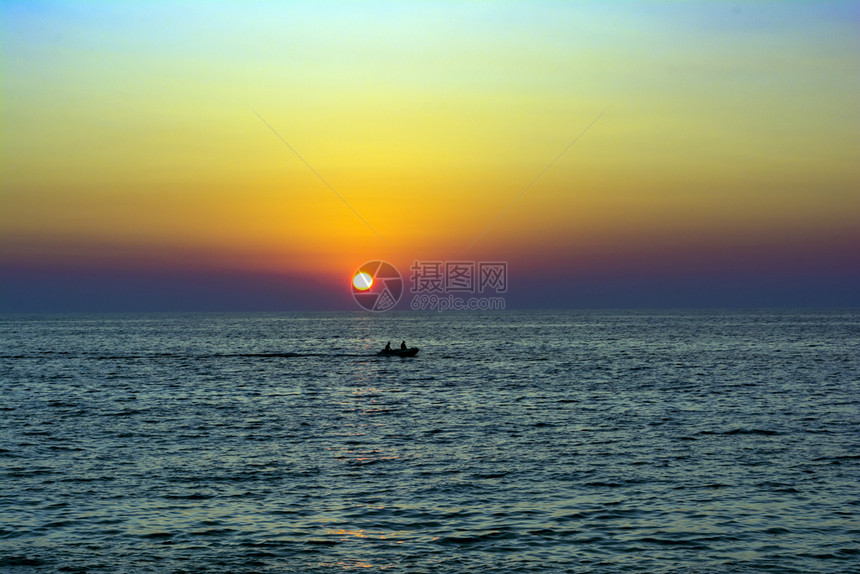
2,1,859,311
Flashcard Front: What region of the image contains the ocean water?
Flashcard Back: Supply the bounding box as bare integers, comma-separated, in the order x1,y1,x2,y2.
1,310,858,573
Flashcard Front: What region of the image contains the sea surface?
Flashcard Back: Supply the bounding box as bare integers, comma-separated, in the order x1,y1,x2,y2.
1,310,858,573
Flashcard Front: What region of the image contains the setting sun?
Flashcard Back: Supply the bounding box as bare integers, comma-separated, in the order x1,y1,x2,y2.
352,272,373,291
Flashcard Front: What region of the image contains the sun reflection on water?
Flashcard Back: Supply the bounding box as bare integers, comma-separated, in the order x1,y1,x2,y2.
309,527,408,570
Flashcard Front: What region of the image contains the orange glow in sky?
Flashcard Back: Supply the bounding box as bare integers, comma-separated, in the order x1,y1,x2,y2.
1,2,858,310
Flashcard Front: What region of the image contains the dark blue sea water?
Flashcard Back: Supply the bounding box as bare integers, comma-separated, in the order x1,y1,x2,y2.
1,310,859,573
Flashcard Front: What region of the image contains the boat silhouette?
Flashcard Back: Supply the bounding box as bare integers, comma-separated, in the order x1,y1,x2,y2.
377,347,419,357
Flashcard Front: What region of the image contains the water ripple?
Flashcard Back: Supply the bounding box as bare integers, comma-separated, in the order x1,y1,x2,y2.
1,310,859,572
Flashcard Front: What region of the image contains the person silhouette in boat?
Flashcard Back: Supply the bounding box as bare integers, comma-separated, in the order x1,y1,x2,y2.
400,340,407,351
384,341,392,351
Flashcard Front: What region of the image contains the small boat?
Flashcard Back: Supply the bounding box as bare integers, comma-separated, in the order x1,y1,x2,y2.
377,347,419,357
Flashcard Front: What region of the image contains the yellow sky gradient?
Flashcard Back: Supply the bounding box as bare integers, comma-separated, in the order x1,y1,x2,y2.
2,2,858,288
